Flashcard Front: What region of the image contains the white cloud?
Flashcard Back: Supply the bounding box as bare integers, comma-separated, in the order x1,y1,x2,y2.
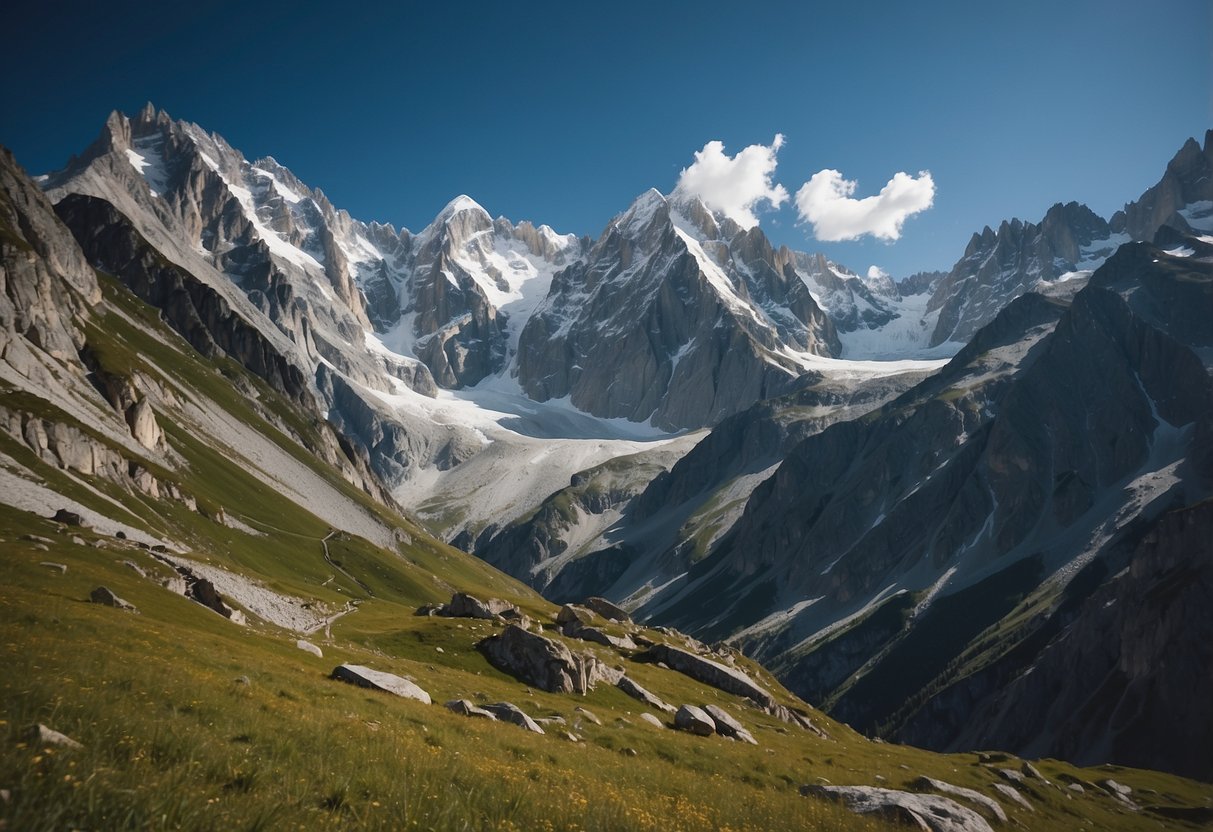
867,265,889,280
673,135,789,229
795,169,935,242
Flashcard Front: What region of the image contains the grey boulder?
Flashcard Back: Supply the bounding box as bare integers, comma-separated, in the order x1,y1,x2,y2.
477,624,619,694
704,704,757,745
643,643,774,708
89,586,137,612
482,702,545,734
674,704,716,736
616,675,675,713
330,664,431,704
910,777,1007,823
445,699,498,720
801,785,994,832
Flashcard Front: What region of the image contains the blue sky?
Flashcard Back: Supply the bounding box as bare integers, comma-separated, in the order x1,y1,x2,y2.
4,0,1210,277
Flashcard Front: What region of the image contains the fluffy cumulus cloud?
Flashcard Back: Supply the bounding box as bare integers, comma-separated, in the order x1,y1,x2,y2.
674,135,789,229
795,169,935,242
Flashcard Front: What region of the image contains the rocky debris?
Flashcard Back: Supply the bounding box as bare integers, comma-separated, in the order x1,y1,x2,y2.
704,705,757,745
638,713,665,729
616,675,675,713
583,596,631,623
39,562,67,574
445,699,498,721
53,508,87,527
89,586,137,612
561,731,580,742
19,534,54,544
995,768,1025,785
674,705,717,736
482,702,545,734
990,784,1032,812
295,639,322,658
330,664,431,704
621,747,638,757
534,715,566,727
801,785,995,832
574,706,602,726
31,543,49,552
477,624,619,694
643,643,774,708
910,777,1007,823
1067,783,1085,794
27,723,83,750
234,675,251,686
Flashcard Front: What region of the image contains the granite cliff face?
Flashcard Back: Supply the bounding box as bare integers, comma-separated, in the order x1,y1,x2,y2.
1,147,100,367
517,191,840,430
926,201,1122,348
1116,128,1213,242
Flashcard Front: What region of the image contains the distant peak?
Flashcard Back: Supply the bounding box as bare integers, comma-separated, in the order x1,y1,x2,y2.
440,194,488,217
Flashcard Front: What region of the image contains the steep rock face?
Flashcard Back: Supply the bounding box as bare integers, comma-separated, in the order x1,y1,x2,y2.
378,196,584,388
517,191,839,430
0,148,100,366
46,194,400,506
791,252,899,333
647,237,1212,777
1117,129,1213,242
927,201,1120,347
899,499,1213,782
55,194,316,408
317,364,478,484
41,105,437,402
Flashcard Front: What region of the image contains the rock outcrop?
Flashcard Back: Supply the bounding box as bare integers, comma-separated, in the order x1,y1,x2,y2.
330,664,431,704
910,777,1007,823
89,586,137,612
481,702,545,734
616,675,675,713
445,699,498,721
673,705,716,736
801,785,995,832
477,625,620,694
703,705,757,745
643,644,774,709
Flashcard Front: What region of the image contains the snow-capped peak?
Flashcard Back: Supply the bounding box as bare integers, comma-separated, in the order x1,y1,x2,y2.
614,188,668,232
439,194,490,220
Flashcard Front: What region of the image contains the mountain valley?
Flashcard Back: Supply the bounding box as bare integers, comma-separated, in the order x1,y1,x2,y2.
2,102,1212,831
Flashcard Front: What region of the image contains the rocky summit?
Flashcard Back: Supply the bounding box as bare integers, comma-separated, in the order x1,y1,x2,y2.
2,81,1211,832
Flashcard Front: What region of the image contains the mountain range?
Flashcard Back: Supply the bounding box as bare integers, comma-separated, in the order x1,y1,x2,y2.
4,103,1212,788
